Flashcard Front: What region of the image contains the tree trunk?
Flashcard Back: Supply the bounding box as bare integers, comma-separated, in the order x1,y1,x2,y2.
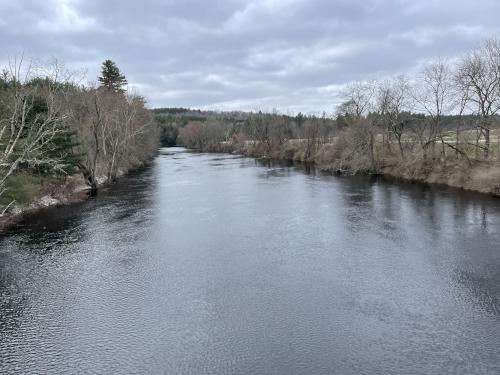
397,136,404,159
484,127,490,159
369,132,376,171
79,163,98,194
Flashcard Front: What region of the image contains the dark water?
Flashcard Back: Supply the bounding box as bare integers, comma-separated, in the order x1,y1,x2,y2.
1,148,500,374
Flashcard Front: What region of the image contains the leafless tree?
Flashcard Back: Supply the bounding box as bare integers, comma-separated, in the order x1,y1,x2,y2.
341,81,376,119
456,38,500,159
375,76,411,158
412,59,456,158
303,116,321,161
245,111,272,154
68,85,157,189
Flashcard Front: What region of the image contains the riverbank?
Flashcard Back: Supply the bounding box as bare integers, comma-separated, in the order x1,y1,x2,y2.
4,141,498,233
0,175,93,231
0,158,157,232
199,140,500,197
377,157,500,197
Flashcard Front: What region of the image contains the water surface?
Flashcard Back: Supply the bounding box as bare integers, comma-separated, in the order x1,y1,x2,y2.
1,147,500,374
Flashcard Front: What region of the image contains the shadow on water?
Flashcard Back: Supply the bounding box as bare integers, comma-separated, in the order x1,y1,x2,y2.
4,163,157,244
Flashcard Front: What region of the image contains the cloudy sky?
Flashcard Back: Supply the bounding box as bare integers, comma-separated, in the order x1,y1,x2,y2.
1,0,499,113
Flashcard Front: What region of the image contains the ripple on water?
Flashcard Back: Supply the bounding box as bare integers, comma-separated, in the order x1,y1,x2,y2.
1,149,500,374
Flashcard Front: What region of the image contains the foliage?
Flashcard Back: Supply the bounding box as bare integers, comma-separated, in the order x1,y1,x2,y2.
153,107,192,115
1,173,41,205
98,60,128,93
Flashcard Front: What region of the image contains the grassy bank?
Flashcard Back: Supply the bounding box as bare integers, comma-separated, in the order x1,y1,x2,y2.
196,138,500,197
0,174,88,230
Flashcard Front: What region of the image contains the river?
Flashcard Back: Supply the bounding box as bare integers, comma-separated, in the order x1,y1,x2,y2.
1,147,499,374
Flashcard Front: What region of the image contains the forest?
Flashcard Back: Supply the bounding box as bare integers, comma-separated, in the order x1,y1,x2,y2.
0,59,158,216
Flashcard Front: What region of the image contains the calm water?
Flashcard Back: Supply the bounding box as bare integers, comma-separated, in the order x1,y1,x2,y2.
1,148,500,374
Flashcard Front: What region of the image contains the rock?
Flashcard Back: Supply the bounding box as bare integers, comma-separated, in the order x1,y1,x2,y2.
38,195,60,207
74,184,92,192
10,205,24,215
96,176,108,185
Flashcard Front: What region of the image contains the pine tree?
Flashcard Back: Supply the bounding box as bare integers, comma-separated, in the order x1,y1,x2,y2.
98,60,128,93
46,128,82,176
24,94,81,176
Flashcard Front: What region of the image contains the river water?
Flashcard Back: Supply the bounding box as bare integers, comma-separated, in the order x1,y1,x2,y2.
1,148,499,374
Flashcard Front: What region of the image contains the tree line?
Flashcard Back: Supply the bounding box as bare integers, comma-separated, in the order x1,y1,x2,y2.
2,37,499,213
0,58,158,213
174,38,500,176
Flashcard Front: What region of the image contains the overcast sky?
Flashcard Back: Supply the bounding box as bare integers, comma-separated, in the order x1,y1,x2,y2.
1,0,499,113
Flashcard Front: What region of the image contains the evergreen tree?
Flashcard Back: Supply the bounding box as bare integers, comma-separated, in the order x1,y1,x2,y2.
45,128,82,176
296,112,304,128
23,94,81,176
98,59,127,93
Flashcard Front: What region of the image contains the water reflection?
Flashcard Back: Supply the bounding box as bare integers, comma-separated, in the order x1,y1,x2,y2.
1,148,499,374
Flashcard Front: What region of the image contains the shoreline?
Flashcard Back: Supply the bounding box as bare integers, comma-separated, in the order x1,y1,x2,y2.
3,145,498,233
0,180,91,233
0,158,157,233
198,143,500,198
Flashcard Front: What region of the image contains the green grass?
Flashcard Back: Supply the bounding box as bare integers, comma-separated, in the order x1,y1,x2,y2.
1,173,42,206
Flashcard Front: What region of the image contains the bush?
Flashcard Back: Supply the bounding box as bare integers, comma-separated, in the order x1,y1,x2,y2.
314,120,376,174
1,173,41,205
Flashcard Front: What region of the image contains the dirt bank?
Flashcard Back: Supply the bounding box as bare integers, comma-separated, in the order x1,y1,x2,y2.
202,141,500,198
378,157,500,196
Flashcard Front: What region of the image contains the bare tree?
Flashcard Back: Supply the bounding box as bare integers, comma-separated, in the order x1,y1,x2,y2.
300,116,321,161
456,38,500,159
375,76,411,158
338,81,377,166
412,59,456,158
341,81,376,119
245,111,272,154
68,85,157,189
269,111,293,150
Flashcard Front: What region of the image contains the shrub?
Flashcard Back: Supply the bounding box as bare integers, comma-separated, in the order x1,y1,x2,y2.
1,173,41,205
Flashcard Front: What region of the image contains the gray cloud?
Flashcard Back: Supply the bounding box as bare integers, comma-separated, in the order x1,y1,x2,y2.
1,0,499,113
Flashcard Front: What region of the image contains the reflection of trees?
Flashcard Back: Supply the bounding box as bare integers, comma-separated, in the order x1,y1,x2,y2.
331,173,500,247
372,176,498,240
367,177,500,319
334,175,376,233
99,165,157,225
13,204,87,250
254,158,318,179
